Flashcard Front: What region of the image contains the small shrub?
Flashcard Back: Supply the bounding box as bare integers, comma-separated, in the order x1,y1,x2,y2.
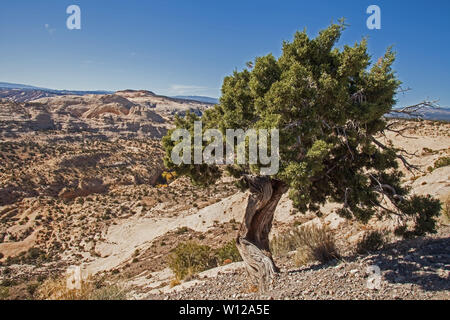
0,286,9,300
168,242,216,280
296,225,339,265
27,247,45,261
434,156,450,169
356,231,385,254
215,241,242,265
1,279,18,287
175,226,189,235
37,274,47,282
27,282,40,296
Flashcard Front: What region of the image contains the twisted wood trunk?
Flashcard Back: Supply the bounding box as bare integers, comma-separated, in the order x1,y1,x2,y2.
235,175,288,290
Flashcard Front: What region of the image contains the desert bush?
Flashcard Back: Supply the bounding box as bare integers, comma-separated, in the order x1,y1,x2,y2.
1,279,17,287
215,241,242,265
294,225,339,265
27,282,40,296
356,231,385,254
169,240,243,279
0,286,9,300
4,247,48,265
434,156,450,169
271,225,339,266
175,226,189,235
169,242,216,280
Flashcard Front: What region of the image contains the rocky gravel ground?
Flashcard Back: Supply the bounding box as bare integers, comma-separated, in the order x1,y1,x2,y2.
145,228,450,300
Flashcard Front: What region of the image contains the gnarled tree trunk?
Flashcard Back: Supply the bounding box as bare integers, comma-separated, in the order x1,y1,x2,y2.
236,175,288,290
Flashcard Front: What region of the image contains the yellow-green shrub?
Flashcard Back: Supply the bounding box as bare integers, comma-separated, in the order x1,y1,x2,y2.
169,242,216,280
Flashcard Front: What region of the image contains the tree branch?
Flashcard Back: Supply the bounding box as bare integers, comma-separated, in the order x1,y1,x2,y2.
371,138,419,172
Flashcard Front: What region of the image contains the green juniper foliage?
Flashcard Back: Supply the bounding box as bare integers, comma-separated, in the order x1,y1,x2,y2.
163,21,441,237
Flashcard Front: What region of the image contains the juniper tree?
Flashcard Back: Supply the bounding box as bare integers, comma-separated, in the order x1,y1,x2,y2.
162,21,441,288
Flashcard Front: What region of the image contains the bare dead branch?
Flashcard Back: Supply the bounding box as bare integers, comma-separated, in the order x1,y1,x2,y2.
389,99,442,119
372,138,419,172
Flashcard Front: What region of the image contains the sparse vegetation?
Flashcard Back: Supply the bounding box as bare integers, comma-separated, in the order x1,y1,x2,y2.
0,286,9,300
169,240,243,280
271,225,339,266
175,226,190,235
4,247,48,266
434,156,450,169
215,241,242,265
36,275,127,300
356,231,385,254
169,242,216,280
27,282,40,296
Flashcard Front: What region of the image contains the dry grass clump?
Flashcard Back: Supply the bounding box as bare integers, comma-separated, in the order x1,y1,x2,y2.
271,225,339,266
35,275,126,300
169,278,181,288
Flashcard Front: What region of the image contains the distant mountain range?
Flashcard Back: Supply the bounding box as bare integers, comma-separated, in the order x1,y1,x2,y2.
0,82,113,102
388,107,450,122
173,95,219,104
0,82,218,105
420,108,450,121
1,82,447,121
0,82,113,95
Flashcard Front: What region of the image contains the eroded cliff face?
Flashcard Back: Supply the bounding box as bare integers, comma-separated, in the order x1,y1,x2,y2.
0,90,211,140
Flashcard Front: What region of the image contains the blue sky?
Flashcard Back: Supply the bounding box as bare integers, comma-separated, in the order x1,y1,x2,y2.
0,0,449,106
